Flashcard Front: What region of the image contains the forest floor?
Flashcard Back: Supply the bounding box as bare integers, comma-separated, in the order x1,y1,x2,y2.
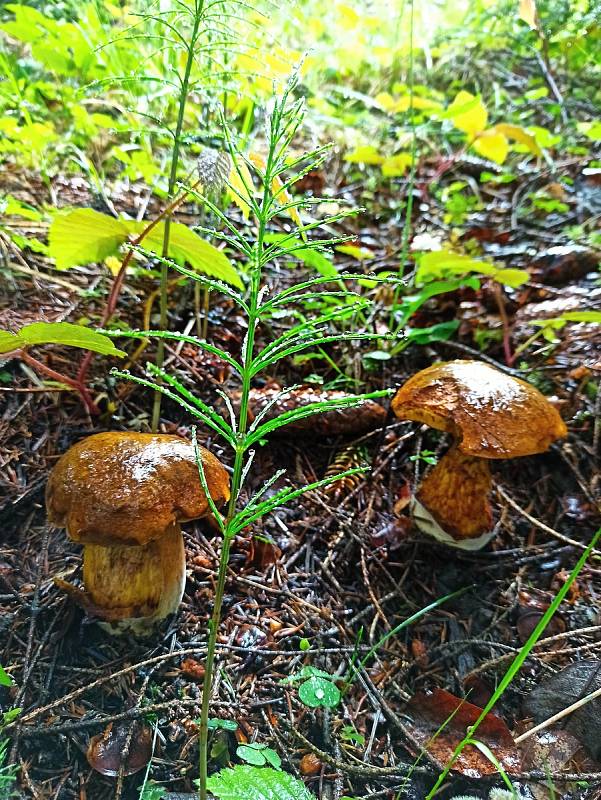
1,147,600,800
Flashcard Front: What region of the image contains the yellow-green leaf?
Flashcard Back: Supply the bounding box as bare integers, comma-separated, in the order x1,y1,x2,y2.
336,244,374,261
104,256,122,276
344,145,384,165
227,155,255,220
532,311,601,329
416,250,528,288
472,130,509,164
0,322,126,357
577,120,601,142
132,221,243,289
519,0,538,29
49,209,130,270
381,153,413,177
493,123,543,156
448,91,487,137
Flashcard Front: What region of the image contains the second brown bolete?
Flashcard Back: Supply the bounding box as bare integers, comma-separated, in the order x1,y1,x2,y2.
46,432,230,634
392,360,567,549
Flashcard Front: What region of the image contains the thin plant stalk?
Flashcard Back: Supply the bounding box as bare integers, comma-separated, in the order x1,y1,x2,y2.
151,0,205,433
197,263,260,800
111,82,396,799
390,0,417,329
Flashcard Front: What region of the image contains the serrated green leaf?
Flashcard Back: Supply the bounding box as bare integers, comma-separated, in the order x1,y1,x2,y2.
0,322,126,357
205,765,315,800
298,676,341,708
49,209,130,270
131,221,243,289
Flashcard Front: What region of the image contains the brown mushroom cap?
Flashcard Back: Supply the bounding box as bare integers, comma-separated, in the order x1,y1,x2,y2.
46,432,230,547
392,360,567,458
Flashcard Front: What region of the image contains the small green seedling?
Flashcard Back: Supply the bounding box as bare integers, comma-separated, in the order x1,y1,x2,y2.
281,666,341,709
409,449,437,465
236,743,281,769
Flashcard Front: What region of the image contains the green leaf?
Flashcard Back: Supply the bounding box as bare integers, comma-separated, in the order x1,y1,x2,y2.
207,718,239,732
404,320,459,345
336,244,374,261
49,209,130,270
416,250,528,288
344,145,384,165
363,350,392,361
280,666,333,685
48,209,243,289
237,745,269,767
532,311,601,329
0,322,126,357
0,665,12,687
1,707,21,724
205,765,316,800
265,234,338,279
237,744,282,770
133,221,243,289
1,195,43,221
298,676,341,708
340,726,365,746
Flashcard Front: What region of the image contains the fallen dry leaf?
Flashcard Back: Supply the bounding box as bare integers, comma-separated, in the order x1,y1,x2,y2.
299,752,323,776
520,729,582,800
404,688,521,777
524,660,601,759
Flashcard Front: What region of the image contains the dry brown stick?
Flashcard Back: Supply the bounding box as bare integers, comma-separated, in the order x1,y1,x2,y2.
4,646,209,732
497,485,601,554
10,527,50,763
6,641,374,733
283,721,419,778
16,697,227,739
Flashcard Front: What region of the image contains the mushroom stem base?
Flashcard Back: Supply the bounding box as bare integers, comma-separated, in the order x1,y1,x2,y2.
81,523,186,635
414,447,494,548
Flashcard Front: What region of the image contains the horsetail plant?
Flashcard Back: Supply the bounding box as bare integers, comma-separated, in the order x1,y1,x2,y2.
110,76,397,799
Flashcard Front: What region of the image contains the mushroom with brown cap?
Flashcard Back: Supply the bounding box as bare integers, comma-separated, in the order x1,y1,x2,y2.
46,432,230,634
391,360,567,549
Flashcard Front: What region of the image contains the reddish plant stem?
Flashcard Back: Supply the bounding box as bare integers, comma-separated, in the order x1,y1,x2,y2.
19,351,99,415
76,180,202,390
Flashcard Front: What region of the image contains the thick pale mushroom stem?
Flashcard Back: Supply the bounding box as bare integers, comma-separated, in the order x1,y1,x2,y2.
413,447,495,550
82,523,186,635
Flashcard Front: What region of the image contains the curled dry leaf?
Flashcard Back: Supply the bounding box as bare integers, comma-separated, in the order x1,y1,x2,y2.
516,607,566,644
180,658,205,681
404,688,521,777
87,721,152,777
246,536,282,569
239,386,387,437
299,752,323,776
524,660,601,759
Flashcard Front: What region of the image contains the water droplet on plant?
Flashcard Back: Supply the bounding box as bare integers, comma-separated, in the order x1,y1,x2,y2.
315,688,325,700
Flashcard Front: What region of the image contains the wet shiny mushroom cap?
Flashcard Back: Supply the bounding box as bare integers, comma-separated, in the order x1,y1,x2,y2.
46,432,230,546
392,360,567,459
